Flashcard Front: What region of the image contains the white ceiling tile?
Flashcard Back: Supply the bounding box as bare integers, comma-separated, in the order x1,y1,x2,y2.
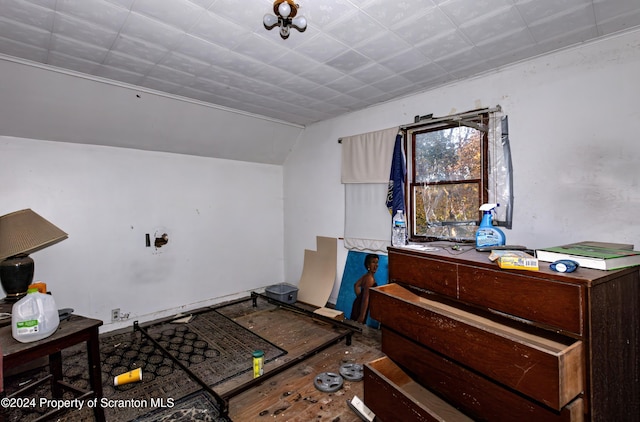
295,33,349,63
0,0,56,29
120,12,184,48
323,93,365,108
103,50,154,75
460,6,528,44
484,42,545,67
250,65,289,86
48,51,99,74
370,74,414,92
363,0,438,27
24,0,57,9
147,65,196,86
475,27,536,58
439,0,515,25
53,13,119,49
350,63,395,84
189,10,251,49
209,0,270,30
435,47,486,72
299,65,345,85
325,74,367,92
269,49,321,75
356,32,413,61
379,48,431,73
172,34,229,63
597,8,640,35
533,26,600,50
400,61,448,83
416,30,472,61
326,49,372,72
325,9,385,46
344,83,385,100
158,51,211,76
56,0,130,31
528,3,596,42
514,0,592,25
303,0,360,30
593,0,640,34
105,0,135,9
392,7,457,45
0,36,49,62
50,34,109,63
111,35,169,63
277,74,321,93
0,17,51,48
233,33,290,65
187,0,216,9
132,0,204,31
305,85,343,101
229,56,267,78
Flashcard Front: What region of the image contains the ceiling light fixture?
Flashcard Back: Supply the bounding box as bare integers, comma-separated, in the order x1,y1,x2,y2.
263,0,307,39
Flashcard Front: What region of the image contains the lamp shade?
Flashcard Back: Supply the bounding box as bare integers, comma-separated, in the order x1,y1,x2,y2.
0,209,68,261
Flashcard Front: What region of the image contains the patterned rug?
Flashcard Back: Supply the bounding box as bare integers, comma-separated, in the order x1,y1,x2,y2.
133,390,229,422
1,310,285,422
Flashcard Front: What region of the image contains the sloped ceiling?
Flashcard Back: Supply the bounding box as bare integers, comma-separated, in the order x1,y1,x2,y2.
1,0,640,163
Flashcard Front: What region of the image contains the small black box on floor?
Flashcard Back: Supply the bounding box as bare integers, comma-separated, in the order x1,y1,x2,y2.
265,283,298,304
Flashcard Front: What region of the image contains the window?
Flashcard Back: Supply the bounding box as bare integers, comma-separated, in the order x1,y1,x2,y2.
404,108,510,242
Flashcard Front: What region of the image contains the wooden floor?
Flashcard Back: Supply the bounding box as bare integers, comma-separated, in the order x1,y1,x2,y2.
216,298,384,422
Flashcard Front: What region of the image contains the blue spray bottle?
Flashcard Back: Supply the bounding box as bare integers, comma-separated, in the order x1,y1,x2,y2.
475,203,506,248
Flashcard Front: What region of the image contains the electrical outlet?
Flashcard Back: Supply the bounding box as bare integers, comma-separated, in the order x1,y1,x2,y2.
111,308,120,322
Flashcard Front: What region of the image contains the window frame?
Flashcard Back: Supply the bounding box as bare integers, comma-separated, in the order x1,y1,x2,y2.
404,110,491,242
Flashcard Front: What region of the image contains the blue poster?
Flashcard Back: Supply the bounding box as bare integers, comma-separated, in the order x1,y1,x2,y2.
335,251,388,328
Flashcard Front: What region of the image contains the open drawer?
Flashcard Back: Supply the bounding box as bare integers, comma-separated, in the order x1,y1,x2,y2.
369,283,584,410
364,356,473,422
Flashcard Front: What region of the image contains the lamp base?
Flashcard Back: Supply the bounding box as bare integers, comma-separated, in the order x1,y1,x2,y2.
0,254,34,302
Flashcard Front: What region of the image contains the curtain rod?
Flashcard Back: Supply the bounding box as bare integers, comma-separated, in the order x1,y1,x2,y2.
337,105,501,143
400,105,501,131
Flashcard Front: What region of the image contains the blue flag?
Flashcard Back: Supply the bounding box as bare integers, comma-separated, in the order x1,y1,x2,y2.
386,134,405,216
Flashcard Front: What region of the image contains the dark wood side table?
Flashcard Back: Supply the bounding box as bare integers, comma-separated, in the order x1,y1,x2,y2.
1,311,105,421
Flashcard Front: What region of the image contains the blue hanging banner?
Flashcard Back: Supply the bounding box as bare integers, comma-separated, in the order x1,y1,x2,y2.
386,134,406,216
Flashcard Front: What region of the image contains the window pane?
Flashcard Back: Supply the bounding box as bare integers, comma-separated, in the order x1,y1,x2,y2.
413,183,480,239
415,126,481,183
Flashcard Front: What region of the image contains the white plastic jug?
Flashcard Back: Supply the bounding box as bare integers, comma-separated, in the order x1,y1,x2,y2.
12,289,60,343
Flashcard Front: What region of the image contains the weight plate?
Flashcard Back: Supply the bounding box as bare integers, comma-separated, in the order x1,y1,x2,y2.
314,372,344,393
339,363,364,381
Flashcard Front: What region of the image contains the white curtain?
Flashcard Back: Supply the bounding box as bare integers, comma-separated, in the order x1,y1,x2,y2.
341,126,399,253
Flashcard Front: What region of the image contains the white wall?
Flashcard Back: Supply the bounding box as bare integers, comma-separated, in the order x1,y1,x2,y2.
0,137,284,331
283,29,640,287
2,28,639,327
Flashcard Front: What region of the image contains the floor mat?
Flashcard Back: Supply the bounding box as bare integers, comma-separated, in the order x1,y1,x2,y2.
1,309,286,422
133,390,231,422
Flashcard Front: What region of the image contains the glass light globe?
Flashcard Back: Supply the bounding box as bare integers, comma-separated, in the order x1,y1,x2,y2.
263,13,278,28
278,1,291,18
292,15,307,30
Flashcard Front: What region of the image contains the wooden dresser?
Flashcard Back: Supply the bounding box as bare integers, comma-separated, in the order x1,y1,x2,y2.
364,246,640,421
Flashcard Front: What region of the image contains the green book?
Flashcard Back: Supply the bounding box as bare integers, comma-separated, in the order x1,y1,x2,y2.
536,243,640,270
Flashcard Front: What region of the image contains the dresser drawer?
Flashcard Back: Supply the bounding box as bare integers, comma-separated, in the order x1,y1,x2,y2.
458,265,584,335
370,283,584,410
364,356,473,422
388,250,457,297
381,328,584,421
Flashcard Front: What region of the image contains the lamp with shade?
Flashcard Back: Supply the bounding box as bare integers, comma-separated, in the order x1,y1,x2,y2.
0,209,67,301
